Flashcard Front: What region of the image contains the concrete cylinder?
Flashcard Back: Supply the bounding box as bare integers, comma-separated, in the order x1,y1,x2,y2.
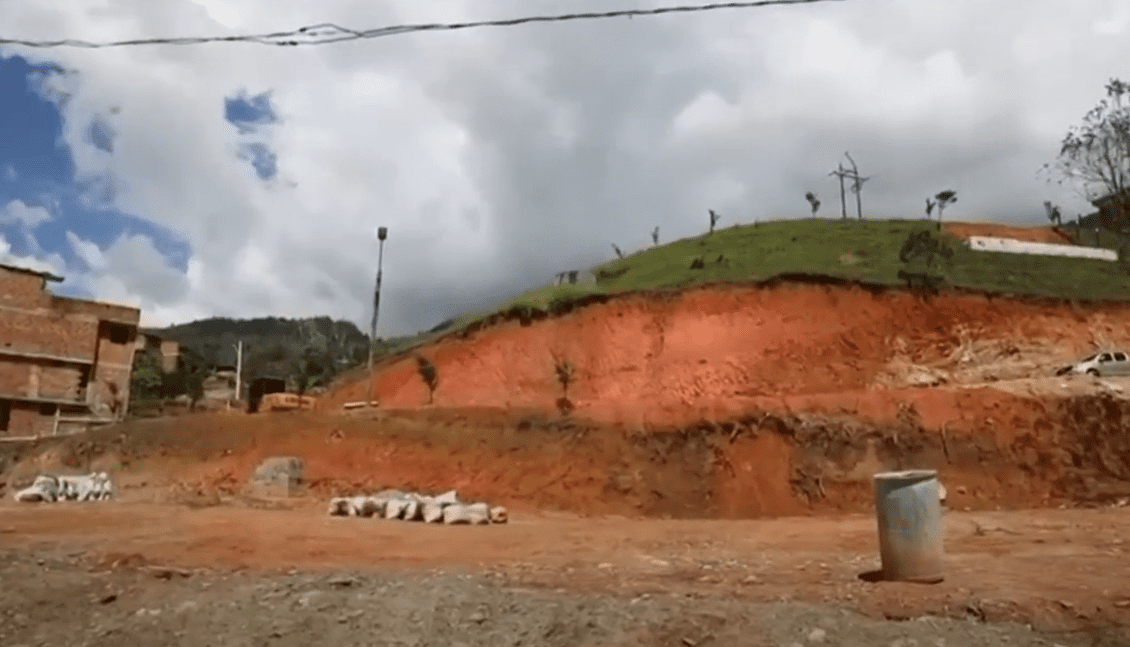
874,469,944,583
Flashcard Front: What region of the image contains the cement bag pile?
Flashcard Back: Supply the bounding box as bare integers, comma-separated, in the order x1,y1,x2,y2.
13,472,114,503
327,489,507,525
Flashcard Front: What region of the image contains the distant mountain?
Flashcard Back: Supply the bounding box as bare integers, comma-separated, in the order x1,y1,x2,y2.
146,316,372,386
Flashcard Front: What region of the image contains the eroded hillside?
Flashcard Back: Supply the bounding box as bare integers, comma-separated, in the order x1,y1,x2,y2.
321,280,1130,426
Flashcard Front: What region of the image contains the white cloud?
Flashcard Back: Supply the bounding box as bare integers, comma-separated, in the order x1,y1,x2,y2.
1,199,52,228
3,165,16,181
1093,0,1130,34
63,231,194,326
187,0,242,29
0,1,1128,333
0,234,65,277
65,231,105,270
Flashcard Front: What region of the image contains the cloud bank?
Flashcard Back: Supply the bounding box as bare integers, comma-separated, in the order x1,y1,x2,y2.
0,0,1127,332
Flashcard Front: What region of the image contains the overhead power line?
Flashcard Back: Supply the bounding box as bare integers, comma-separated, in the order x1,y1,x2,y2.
0,0,843,49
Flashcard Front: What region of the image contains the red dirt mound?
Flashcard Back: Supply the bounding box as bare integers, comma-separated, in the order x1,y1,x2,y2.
8,383,1130,520
321,282,1130,427
942,221,1074,244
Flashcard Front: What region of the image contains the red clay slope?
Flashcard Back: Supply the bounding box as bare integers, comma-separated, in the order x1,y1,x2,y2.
320,281,1130,427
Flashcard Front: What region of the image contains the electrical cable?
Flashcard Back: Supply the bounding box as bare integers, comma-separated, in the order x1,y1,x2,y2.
0,0,844,49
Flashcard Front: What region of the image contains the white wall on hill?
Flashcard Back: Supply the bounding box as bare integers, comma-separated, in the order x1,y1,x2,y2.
964,236,1117,262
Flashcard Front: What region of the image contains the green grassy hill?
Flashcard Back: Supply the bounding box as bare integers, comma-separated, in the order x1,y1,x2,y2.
504,217,1130,305
340,217,1130,380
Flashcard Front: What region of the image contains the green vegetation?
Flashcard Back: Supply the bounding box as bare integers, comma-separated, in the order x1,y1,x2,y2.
416,356,438,404
129,352,164,402
149,315,370,394
553,356,576,415
487,218,1130,324
340,217,1130,380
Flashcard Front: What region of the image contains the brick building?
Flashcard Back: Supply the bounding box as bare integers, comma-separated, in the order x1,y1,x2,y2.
0,264,141,438
135,331,181,373
1092,189,1130,231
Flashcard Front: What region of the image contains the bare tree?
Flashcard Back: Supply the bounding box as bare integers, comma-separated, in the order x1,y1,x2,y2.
805,192,821,216
611,243,624,259
1043,200,1063,226
1045,78,1130,228
708,209,722,234
651,226,659,246
925,198,936,219
934,190,957,223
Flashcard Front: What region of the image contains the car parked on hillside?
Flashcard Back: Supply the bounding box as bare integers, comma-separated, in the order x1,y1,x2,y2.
1056,351,1130,377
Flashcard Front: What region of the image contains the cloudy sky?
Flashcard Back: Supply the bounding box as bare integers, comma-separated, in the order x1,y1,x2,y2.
0,0,1128,335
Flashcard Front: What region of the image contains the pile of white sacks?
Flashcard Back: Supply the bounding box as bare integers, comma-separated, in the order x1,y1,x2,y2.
328,489,507,525
12,473,114,503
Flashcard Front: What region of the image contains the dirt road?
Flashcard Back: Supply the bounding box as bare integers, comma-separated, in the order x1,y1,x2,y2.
0,546,1105,647
2,500,1129,645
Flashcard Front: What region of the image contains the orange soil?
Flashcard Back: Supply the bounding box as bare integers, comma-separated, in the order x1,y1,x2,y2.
7,276,1130,522
320,282,1130,427
942,221,1074,244
6,377,1128,523
2,504,1129,633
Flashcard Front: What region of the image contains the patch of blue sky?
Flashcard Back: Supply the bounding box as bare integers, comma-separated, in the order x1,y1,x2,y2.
226,89,279,180
0,54,192,293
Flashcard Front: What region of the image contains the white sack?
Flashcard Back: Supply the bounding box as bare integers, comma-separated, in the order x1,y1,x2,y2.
443,502,490,525
489,506,509,524
328,497,351,516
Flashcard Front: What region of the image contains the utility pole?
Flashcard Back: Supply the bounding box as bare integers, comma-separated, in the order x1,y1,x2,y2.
829,163,848,219
843,151,871,220
366,226,388,410
232,340,243,402
829,153,872,220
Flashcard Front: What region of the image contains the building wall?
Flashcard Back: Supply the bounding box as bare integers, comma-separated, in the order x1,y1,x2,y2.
0,270,47,308
89,321,136,418
4,402,47,437
0,359,33,397
38,364,87,401
0,266,140,437
159,339,180,373
964,236,1118,261
0,309,99,360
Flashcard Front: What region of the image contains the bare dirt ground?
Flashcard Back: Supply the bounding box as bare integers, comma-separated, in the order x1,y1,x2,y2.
941,222,1073,244
7,265,1130,645
2,500,1129,646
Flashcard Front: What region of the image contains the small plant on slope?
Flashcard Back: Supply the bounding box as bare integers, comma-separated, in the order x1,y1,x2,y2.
415,356,438,404
553,355,575,415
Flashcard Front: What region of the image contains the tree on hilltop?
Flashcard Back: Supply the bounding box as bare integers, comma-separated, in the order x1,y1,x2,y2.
1044,78,1130,229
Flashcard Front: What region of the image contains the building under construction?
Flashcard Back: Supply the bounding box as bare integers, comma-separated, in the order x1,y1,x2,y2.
0,264,141,439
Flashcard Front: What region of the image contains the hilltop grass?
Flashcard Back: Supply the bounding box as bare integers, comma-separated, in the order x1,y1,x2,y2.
357,217,1130,372
595,218,1130,299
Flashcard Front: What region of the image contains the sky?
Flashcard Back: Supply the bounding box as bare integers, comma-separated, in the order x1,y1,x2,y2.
1,0,1129,335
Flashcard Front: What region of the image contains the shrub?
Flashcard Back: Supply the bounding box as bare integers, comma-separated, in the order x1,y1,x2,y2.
416,356,438,404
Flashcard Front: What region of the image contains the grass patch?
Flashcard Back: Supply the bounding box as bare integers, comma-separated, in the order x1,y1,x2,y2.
337,218,1130,383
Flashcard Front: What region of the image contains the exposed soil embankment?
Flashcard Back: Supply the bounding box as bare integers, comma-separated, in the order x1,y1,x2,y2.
5,391,1130,519
941,221,1075,244
320,282,1130,426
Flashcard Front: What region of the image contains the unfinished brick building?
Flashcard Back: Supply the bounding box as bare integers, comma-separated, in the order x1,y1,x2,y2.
0,264,141,438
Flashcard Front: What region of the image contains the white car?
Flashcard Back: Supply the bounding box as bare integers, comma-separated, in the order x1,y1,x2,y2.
1057,351,1130,377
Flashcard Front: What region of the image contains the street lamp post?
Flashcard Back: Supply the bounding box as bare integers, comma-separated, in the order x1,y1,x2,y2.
232,340,243,404
366,227,388,409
